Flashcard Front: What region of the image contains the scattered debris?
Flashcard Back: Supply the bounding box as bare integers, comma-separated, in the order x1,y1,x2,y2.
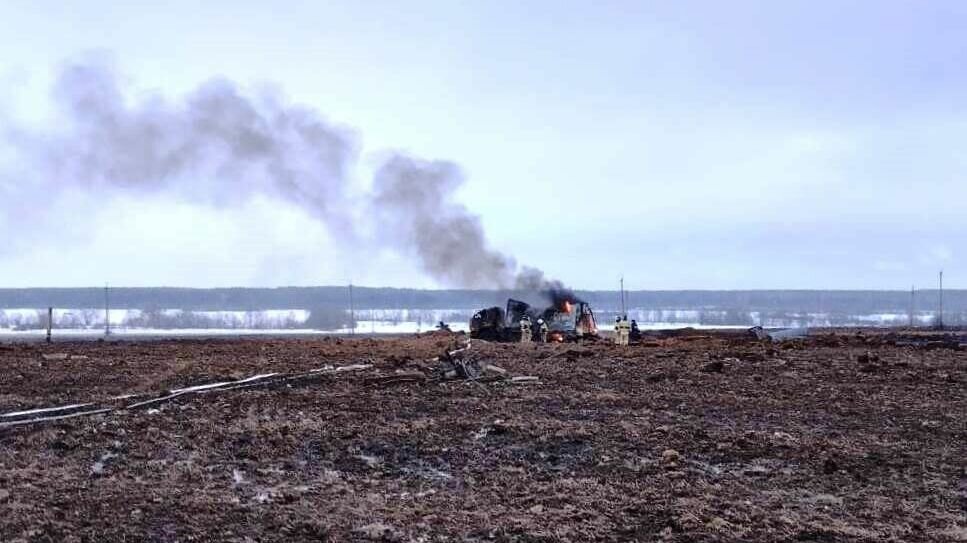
892,333,967,351
334,364,373,372
749,326,809,341
743,464,772,477
856,352,879,364
90,452,118,476
481,363,507,376
0,362,380,428
661,449,681,468
701,360,725,373
1,403,94,419
803,493,844,507
170,373,279,394
1,331,962,540
0,408,114,429
367,371,426,386
352,523,403,542
356,454,382,469
41,353,70,361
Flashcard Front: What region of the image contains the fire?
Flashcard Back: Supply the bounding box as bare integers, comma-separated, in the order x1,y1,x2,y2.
561,300,573,314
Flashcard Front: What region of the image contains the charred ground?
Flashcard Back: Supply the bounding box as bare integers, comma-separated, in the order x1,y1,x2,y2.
0,331,964,542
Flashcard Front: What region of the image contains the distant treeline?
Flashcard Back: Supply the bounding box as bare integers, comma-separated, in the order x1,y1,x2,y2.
0,287,959,314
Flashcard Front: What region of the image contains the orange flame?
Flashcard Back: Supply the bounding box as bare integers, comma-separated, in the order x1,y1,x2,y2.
562,300,573,314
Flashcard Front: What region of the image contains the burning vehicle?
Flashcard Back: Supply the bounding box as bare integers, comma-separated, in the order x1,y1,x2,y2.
470,295,597,342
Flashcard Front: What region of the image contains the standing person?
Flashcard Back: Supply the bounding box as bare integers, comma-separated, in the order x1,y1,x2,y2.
616,316,631,346
613,316,623,345
537,318,549,343
519,315,532,343
629,319,641,342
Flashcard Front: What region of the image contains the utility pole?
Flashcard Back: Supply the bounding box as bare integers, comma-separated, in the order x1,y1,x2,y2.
619,276,626,318
104,283,111,337
909,285,916,327
938,271,944,330
348,282,355,336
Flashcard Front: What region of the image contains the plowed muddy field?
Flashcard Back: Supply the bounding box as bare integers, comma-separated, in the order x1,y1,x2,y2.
1,331,964,542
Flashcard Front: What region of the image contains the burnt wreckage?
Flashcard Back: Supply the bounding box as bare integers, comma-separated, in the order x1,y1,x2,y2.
469,296,598,342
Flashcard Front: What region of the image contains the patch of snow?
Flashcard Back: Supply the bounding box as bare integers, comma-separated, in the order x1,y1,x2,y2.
1,403,93,418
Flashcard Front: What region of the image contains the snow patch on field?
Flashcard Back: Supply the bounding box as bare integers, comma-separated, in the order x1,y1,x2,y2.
0,306,945,337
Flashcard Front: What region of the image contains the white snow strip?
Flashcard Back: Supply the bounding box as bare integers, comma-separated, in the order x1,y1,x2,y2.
334,364,373,372
126,392,187,410
1,403,93,418
1,362,377,428
169,373,278,394
168,381,235,394
0,408,114,428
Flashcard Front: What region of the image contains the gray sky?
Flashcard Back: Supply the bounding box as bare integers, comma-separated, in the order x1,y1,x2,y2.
0,0,964,290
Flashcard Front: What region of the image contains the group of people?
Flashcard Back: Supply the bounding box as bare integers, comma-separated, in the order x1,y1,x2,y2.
613,315,640,346
520,313,641,345
518,315,550,343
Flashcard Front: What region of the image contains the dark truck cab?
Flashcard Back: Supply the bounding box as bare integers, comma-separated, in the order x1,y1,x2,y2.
469,298,597,342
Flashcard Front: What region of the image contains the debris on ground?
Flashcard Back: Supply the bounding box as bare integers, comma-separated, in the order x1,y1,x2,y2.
0,331,963,541
701,360,725,373
352,522,403,541
40,352,70,361
749,326,809,341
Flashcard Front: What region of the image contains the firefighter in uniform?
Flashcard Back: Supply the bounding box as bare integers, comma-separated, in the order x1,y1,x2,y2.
519,315,532,343
537,318,549,343
629,319,641,342
615,316,631,346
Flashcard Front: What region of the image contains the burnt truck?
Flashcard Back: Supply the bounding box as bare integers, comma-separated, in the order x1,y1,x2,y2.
469,297,598,342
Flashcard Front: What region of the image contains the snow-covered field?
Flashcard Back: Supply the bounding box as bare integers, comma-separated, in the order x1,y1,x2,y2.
0,308,472,338
0,307,944,339
0,328,325,339
0,308,311,329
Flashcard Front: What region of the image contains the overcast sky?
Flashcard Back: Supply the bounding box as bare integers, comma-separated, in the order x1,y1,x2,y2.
0,1,964,290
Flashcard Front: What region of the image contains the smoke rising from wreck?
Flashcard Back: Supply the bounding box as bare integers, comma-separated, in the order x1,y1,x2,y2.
0,58,571,293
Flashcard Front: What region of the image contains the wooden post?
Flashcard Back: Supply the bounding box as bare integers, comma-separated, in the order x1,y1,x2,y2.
620,276,626,318
348,283,355,336
104,284,111,336
909,285,915,328
46,307,53,343
938,271,944,330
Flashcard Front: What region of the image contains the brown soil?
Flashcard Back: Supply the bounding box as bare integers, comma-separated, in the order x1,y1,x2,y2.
0,331,964,542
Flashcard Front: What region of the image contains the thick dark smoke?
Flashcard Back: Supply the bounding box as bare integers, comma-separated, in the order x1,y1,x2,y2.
371,156,518,288
514,266,583,306
0,58,571,292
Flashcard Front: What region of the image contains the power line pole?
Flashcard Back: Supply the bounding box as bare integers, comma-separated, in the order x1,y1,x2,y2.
620,276,626,318
909,285,916,327
104,283,111,337
938,271,944,330
348,282,355,336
